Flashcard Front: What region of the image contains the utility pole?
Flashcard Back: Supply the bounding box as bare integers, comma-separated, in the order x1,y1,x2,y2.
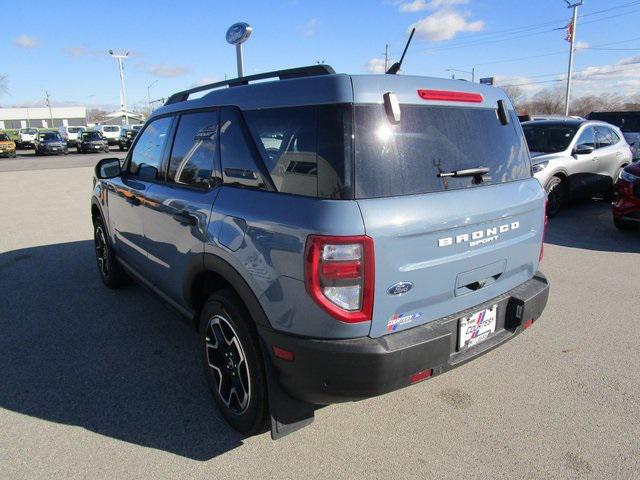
384,44,389,72
147,80,158,113
109,50,130,125
564,1,583,115
44,91,53,127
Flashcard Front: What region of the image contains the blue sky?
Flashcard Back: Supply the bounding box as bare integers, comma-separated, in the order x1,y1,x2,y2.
2,0,639,110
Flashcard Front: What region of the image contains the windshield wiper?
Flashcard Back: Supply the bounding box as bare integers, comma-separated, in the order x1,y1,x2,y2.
437,167,490,184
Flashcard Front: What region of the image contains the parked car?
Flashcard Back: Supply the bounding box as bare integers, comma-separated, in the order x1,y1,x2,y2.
15,128,39,148
34,131,68,155
91,65,549,438
58,125,86,147
131,124,143,132
92,125,122,145
77,131,110,153
0,132,17,157
612,163,640,230
522,119,633,217
587,111,640,161
117,128,137,151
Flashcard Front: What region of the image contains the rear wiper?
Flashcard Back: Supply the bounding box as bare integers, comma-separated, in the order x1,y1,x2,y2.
437,167,490,184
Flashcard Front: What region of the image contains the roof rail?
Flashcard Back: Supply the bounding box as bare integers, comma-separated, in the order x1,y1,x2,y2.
164,64,336,105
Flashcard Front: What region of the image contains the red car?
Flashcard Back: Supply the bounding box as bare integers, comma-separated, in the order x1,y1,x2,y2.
613,162,640,230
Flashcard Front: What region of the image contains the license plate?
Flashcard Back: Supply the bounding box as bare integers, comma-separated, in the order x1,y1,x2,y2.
52,147,58,150
459,305,497,349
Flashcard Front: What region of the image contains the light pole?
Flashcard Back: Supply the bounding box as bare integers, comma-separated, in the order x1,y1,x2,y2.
147,79,158,112
446,67,475,82
109,50,130,125
564,1,583,115
226,22,253,78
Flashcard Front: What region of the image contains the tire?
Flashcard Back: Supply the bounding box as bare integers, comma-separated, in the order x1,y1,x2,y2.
545,176,565,218
77,147,82,154
614,217,635,231
93,216,128,288
199,288,269,435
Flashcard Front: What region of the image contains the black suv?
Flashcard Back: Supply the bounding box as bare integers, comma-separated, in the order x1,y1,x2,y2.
77,131,110,154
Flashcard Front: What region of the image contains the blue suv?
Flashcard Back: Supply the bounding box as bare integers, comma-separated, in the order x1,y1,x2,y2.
91,65,549,438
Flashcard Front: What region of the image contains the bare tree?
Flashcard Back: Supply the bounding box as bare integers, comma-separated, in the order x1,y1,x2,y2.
501,85,525,109
529,88,565,115
87,108,110,124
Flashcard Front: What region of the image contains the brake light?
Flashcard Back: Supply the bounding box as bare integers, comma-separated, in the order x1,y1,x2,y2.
539,201,548,262
417,89,483,103
304,235,374,323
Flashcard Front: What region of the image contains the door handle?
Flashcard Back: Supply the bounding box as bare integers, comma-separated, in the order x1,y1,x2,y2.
172,211,197,225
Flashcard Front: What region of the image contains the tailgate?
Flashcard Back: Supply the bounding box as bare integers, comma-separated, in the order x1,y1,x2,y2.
358,178,545,338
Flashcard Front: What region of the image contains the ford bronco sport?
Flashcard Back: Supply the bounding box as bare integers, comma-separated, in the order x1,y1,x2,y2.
91,65,549,438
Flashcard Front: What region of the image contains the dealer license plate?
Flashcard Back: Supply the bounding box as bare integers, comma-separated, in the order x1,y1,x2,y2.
458,305,497,349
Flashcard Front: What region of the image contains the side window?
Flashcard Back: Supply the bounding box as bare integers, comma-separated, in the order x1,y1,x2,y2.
219,109,268,190
596,127,617,148
168,111,221,189
129,116,173,181
576,127,596,149
244,105,352,198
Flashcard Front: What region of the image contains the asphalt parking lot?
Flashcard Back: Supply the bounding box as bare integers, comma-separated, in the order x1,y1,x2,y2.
0,155,639,479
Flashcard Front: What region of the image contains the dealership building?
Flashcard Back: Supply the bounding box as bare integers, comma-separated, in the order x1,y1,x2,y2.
0,106,87,130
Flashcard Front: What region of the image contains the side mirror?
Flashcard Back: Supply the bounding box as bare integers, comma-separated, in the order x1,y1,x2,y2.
95,158,121,179
574,144,595,155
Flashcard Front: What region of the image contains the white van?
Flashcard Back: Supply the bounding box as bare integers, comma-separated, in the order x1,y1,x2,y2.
92,125,121,145
58,126,86,146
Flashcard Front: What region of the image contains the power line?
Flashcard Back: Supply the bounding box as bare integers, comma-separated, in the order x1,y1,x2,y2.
420,3,640,53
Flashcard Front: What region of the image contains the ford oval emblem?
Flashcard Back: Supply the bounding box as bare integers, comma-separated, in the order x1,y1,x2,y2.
387,282,413,296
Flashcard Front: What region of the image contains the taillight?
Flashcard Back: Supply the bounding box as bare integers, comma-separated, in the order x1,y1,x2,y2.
304,235,374,323
539,201,548,262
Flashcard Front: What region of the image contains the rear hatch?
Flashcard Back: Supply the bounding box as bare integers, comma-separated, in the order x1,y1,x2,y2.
351,82,545,338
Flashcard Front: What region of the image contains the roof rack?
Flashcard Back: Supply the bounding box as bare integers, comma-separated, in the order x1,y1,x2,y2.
164,64,336,105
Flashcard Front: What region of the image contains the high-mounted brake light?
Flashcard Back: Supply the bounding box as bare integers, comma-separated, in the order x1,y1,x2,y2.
305,235,374,323
417,89,483,103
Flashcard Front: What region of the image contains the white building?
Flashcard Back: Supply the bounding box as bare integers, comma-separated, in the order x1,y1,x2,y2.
0,106,87,130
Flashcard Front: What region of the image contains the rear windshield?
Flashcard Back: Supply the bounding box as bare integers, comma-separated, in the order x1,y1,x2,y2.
83,132,102,140
40,133,59,141
0,134,9,141
21,129,37,134
354,105,531,198
522,124,578,154
587,112,640,133
104,126,119,132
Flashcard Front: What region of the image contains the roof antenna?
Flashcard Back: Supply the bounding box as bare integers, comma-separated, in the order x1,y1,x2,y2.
386,28,415,75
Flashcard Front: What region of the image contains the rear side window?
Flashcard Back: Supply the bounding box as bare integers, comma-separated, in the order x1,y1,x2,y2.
596,127,619,148
355,105,531,198
220,109,269,190
168,111,221,189
129,116,172,181
244,105,352,198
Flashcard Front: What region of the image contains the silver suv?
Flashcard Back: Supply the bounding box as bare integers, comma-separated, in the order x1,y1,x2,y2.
523,119,633,216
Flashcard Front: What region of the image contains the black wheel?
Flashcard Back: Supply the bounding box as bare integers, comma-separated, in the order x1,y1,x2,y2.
93,216,128,288
34,149,40,156
119,145,124,151
614,217,635,231
199,288,268,435
545,176,565,218
77,147,82,154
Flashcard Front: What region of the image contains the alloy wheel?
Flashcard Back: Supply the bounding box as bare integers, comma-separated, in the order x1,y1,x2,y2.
205,315,251,415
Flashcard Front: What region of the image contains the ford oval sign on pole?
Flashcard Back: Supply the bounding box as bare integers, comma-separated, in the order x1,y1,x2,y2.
226,22,253,78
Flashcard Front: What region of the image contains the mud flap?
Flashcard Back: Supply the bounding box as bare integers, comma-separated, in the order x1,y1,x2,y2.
260,340,316,440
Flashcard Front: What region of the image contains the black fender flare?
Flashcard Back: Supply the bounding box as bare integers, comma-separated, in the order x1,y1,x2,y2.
183,252,271,329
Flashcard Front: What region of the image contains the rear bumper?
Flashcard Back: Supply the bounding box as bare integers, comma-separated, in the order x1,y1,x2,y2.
259,272,549,405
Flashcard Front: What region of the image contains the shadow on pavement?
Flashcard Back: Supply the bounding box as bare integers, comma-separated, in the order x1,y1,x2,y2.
0,240,244,460
545,199,639,253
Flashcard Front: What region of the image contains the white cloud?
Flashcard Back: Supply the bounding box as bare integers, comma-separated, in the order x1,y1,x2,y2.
494,75,543,95
411,9,484,41
149,64,189,77
64,46,87,57
397,0,468,12
13,35,39,49
298,18,319,37
366,58,387,73
575,41,589,52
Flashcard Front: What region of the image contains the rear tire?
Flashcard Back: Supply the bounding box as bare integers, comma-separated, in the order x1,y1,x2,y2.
199,288,268,435
93,216,128,288
614,217,635,231
545,176,565,218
